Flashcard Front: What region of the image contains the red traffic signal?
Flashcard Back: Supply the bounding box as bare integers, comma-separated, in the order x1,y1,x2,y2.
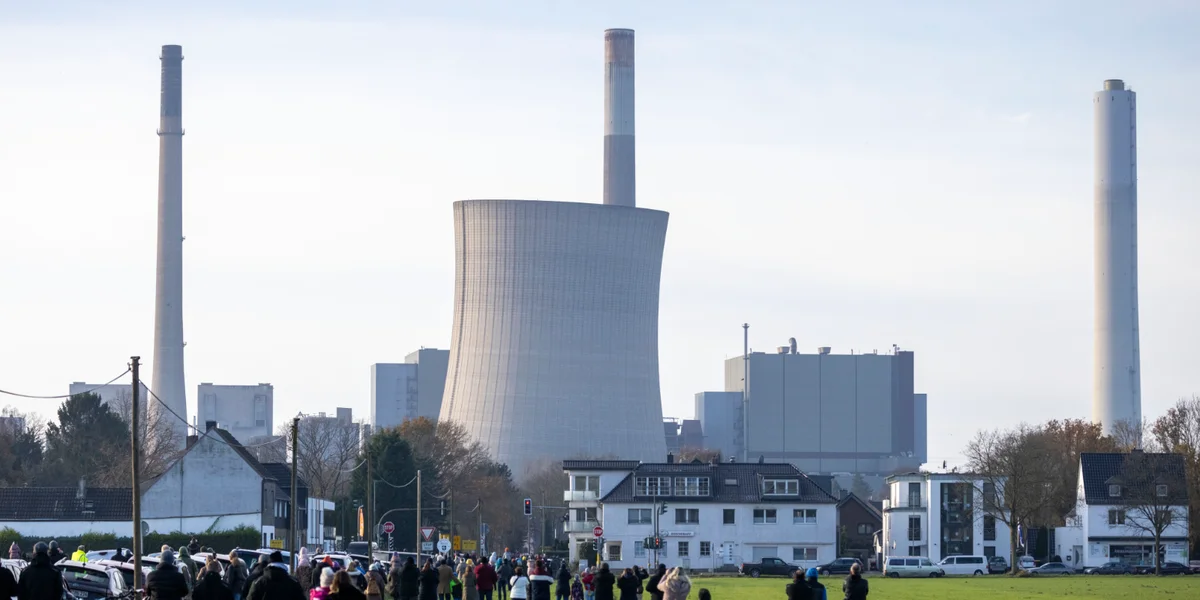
523,498,533,516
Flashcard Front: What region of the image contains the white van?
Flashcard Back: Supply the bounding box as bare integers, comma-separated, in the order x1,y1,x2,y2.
884,556,944,578
937,555,989,576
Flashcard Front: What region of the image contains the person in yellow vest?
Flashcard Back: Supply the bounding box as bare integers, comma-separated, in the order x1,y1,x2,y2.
71,545,88,562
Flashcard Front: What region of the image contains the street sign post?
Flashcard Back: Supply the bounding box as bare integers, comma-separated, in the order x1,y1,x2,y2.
420,527,437,541
422,541,434,552
436,538,452,554
452,536,461,551
593,526,604,538
383,521,395,535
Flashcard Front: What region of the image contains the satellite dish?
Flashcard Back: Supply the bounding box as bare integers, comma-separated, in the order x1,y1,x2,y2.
141,521,150,537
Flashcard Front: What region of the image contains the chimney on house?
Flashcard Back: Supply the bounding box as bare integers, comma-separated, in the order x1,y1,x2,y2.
76,477,86,500
666,451,675,464
205,420,218,431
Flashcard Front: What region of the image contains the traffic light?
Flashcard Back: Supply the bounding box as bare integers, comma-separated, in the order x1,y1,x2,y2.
523,498,533,516
655,536,663,550
659,501,668,515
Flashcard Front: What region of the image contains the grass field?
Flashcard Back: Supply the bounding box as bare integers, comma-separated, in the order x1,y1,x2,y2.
683,574,1200,599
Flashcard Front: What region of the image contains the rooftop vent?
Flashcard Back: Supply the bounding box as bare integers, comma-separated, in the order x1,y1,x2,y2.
818,346,831,355
724,478,738,486
776,346,789,354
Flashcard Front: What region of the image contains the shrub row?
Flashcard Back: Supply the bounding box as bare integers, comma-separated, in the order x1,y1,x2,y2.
2,526,261,556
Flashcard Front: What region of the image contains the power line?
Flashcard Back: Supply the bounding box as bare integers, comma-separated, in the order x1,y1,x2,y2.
376,474,418,489
140,381,285,449
0,368,131,399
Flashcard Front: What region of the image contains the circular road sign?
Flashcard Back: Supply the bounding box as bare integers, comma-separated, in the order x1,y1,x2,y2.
436,538,452,553
383,521,395,534
593,526,604,538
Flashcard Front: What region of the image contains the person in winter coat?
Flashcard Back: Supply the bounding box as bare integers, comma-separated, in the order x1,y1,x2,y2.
224,552,251,600
243,555,270,599
7,542,20,560
696,591,710,600
194,568,236,600
329,570,366,600
16,542,64,600
568,576,582,600
188,538,202,556
348,562,367,591
631,567,647,600
614,569,637,600
654,568,689,600
145,551,190,600
580,569,594,600
247,551,305,600
179,548,200,587
785,570,811,600
437,561,453,600
461,563,478,600
45,542,65,565
365,572,384,600
553,564,570,600
643,566,664,600
495,560,513,600
804,569,826,600
591,565,614,600
71,545,88,563
0,554,16,600
311,568,335,600
418,561,440,600
507,567,528,600
474,556,497,600
841,564,867,600
390,557,420,600
526,564,552,600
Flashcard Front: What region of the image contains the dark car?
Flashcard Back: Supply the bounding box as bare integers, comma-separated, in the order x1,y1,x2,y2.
1084,561,1133,575
1134,561,1190,575
987,556,1009,574
738,558,799,578
1028,562,1073,576
815,558,863,577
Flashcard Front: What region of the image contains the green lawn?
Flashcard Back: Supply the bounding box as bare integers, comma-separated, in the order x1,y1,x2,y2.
685,574,1200,599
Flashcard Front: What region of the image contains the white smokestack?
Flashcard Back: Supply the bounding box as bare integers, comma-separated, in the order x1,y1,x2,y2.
1093,78,1142,436
151,44,188,450
603,28,635,207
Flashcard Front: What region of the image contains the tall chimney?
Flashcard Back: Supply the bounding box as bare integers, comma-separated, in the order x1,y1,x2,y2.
1092,78,1142,438
150,44,188,451
603,29,635,207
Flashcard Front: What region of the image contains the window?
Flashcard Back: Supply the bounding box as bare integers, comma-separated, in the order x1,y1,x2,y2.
678,541,689,557
907,482,922,506
675,508,700,524
1108,509,1126,525
628,508,652,525
753,509,777,524
983,516,996,541
792,547,817,561
606,543,621,561
699,542,711,557
575,507,597,521
857,523,873,535
907,516,921,541
635,477,672,496
793,509,817,524
1156,484,1168,497
673,477,711,496
983,546,996,558
762,479,800,496
907,546,921,556
574,475,600,491
633,540,646,558
982,481,997,505
723,509,735,524
1108,484,1121,498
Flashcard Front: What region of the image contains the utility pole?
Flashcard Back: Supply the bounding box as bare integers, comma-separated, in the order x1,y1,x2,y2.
541,489,547,552
414,470,422,563
742,322,750,462
130,357,143,598
366,449,373,551
448,489,454,542
476,498,483,555
652,502,658,566
290,416,299,571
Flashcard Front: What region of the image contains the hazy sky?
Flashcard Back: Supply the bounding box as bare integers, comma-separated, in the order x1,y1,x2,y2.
3,1,1199,468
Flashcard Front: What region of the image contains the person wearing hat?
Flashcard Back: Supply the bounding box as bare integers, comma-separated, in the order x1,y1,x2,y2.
804,568,825,600
146,550,190,600
248,551,303,600
17,542,65,600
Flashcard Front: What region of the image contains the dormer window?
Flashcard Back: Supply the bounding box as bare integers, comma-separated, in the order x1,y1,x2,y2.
635,476,672,496
762,479,799,496
1156,484,1168,498
1108,484,1121,498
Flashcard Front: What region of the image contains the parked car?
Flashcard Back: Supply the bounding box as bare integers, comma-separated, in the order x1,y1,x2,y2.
987,556,1009,574
738,557,799,578
59,560,128,599
1190,560,1200,574
1084,562,1134,575
815,558,863,577
1016,556,1036,571
1133,561,1191,575
93,560,152,591
883,556,943,578
1028,562,1073,576
190,553,230,574
937,555,989,576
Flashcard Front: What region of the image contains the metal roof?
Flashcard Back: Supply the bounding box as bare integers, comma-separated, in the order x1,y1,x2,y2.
1080,451,1189,505
598,462,837,504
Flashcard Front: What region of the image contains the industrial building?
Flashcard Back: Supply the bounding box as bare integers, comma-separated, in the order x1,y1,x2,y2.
370,347,449,430
439,29,668,477
67,381,150,419
1093,79,1142,435
196,383,274,441
664,418,704,454
698,342,927,476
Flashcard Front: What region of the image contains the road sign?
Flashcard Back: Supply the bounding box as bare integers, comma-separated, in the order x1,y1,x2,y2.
593,526,604,537
436,539,452,553
420,527,437,541
462,540,477,551
269,539,283,549
383,521,395,534
422,541,434,551
452,536,461,551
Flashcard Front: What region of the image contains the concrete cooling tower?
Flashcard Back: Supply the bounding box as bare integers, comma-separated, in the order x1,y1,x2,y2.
438,200,669,477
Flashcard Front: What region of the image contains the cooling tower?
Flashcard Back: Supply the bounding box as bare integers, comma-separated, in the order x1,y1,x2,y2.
439,200,669,477
603,28,635,207
1092,79,1142,435
150,44,188,449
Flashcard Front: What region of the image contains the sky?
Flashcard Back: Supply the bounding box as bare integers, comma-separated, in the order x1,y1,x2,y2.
2,1,1199,469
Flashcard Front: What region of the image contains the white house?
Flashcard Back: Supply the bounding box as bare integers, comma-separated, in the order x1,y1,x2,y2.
881,472,1012,564
0,483,131,538
1054,451,1190,569
563,457,839,571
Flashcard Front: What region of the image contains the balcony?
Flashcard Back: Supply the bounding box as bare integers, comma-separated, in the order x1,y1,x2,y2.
565,520,601,534
564,490,600,502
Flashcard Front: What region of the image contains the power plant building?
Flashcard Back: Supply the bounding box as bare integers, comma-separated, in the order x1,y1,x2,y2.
196,383,274,441
370,348,449,430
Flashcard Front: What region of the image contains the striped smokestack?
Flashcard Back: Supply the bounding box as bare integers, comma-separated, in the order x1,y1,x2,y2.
603,28,635,207
151,44,188,450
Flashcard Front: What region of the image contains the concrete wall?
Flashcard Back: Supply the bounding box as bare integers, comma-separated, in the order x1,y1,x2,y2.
695,392,741,460
196,384,274,441
143,514,260,535
142,433,268,532
404,348,450,422
914,394,928,464
371,363,418,430
0,520,129,537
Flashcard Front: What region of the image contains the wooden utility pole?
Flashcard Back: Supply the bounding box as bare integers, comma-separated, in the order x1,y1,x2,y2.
415,470,422,563
130,357,143,597
290,416,300,571
366,450,373,550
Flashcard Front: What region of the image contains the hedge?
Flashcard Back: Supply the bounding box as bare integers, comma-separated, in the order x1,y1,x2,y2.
3,526,261,557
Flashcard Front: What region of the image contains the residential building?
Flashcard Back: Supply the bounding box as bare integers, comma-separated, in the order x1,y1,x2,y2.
196,383,274,441
261,462,309,551
562,457,838,571
700,343,927,475
837,492,882,565
881,472,1012,564
306,497,337,551
0,485,131,537
1054,451,1190,569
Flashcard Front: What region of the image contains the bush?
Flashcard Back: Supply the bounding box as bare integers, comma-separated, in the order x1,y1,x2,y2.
10,526,260,558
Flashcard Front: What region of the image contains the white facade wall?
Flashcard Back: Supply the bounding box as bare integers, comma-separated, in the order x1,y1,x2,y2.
440,200,670,477
196,383,274,441
0,520,130,537
142,433,270,535
143,514,260,535
881,474,1011,564
371,363,418,430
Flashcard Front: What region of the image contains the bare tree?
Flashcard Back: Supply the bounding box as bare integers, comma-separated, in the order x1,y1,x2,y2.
0,406,44,485
1150,396,1200,554
106,393,185,479
522,459,570,549
963,424,1061,574
1113,451,1190,575
1110,418,1152,452
282,415,362,500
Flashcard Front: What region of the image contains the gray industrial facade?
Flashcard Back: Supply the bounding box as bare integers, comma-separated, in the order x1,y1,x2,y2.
699,347,926,475
371,348,450,430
